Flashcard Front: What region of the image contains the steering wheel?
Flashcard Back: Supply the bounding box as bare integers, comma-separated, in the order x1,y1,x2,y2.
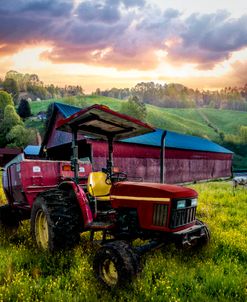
110,172,128,182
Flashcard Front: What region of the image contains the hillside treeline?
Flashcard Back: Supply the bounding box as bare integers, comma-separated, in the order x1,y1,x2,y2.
0,71,84,104
94,82,247,111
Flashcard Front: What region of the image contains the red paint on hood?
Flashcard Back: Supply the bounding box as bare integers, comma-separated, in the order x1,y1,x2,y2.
111,181,197,199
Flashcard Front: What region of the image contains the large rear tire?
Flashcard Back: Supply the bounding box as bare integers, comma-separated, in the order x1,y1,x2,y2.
93,240,140,288
0,204,19,239
31,189,81,251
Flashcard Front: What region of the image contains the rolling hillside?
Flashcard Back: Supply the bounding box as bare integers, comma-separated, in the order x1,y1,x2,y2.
28,96,247,168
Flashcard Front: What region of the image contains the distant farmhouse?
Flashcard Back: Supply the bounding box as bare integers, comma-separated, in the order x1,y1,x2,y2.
37,102,233,184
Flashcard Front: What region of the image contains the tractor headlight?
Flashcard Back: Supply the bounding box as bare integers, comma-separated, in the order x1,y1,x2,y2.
177,200,186,209
191,198,198,207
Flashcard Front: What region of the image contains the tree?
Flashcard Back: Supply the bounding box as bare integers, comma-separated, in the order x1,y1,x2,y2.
0,90,14,119
17,99,31,119
6,125,36,148
3,78,19,104
0,104,23,147
2,105,23,130
121,96,147,121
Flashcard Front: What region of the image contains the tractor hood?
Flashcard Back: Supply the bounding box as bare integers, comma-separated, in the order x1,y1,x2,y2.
110,182,197,200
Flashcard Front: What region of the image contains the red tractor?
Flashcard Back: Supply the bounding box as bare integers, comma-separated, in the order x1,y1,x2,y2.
1,104,210,288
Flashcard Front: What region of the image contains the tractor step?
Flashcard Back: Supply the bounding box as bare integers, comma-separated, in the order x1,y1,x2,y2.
89,222,115,243
89,221,115,230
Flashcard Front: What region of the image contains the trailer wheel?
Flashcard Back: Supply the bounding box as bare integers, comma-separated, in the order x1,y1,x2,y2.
0,204,19,238
196,219,211,247
31,189,81,251
93,240,140,288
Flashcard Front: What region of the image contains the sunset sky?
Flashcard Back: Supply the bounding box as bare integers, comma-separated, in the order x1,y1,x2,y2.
0,0,247,92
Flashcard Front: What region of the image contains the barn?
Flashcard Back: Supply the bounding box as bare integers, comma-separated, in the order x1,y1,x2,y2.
40,102,233,184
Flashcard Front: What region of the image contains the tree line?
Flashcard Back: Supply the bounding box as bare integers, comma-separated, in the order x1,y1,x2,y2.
94,82,247,111
0,71,84,104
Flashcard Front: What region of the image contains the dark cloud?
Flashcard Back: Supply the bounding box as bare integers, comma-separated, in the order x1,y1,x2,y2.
0,0,72,16
166,11,247,68
122,0,145,8
77,1,121,24
0,0,247,71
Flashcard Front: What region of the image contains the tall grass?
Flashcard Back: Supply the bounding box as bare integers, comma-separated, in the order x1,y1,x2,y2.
0,181,246,301
0,172,6,205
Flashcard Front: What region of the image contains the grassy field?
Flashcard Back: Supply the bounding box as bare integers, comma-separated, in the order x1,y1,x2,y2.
0,180,246,301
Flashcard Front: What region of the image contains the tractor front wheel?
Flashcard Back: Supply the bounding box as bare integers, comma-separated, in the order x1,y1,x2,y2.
0,204,19,239
93,241,140,288
31,189,81,251
196,219,211,247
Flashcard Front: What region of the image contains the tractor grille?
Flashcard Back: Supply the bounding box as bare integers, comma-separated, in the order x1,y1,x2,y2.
170,207,196,228
153,204,168,227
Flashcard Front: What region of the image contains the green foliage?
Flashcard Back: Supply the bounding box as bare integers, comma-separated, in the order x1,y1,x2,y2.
240,126,247,143
121,96,147,120
6,125,36,148
62,96,87,108
27,84,49,100
0,94,35,148
3,70,84,101
0,182,246,301
0,172,6,204
2,78,19,104
2,105,23,130
17,99,32,119
0,105,23,147
0,90,14,119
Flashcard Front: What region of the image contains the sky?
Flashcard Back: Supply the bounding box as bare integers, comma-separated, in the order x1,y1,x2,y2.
0,0,247,92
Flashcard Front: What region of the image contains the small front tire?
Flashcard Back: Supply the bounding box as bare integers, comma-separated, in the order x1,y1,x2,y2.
93,241,140,288
196,219,211,246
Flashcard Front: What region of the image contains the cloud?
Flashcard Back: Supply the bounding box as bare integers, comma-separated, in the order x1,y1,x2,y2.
166,11,247,69
228,60,247,85
1,0,247,71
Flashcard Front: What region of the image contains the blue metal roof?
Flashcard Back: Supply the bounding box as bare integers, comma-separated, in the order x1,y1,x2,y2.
54,102,81,118
123,129,233,154
53,102,232,154
24,145,41,155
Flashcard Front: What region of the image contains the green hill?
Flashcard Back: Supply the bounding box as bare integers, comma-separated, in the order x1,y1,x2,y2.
27,95,247,169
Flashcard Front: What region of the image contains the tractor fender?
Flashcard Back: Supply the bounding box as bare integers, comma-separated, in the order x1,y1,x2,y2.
58,181,93,228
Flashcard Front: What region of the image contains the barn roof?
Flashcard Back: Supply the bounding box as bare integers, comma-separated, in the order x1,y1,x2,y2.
122,128,233,154
24,145,41,156
43,102,232,155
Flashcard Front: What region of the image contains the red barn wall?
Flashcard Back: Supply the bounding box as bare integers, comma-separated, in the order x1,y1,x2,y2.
92,141,232,183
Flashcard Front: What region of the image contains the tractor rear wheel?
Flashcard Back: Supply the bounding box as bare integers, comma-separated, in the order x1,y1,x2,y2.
93,240,140,288
0,204,19,239
31,189,81,251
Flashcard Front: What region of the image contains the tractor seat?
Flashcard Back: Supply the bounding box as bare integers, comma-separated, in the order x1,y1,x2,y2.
87,172,111,201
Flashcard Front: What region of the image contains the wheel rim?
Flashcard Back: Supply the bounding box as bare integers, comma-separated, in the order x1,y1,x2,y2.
100,259,118,286
35,209,49,249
